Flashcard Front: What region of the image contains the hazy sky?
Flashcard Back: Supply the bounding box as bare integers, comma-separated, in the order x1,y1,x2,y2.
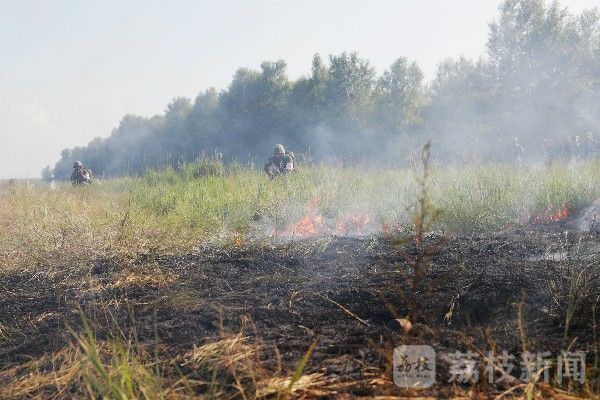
1,0,598,178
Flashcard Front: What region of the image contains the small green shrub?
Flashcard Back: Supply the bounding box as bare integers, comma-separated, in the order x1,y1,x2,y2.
183,156,225,179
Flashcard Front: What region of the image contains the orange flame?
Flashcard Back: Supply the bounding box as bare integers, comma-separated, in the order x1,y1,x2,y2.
547,206,569,222
531,206,570,224
336,211,371,235
382,222,404,234
274,198,377,238
275,197,325,237
284,214,324,237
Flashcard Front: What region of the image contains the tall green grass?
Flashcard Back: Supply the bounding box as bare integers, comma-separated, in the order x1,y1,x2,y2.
1,160,599,269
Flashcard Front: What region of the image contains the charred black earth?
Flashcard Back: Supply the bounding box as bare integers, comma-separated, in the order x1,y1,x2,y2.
1,227,599,396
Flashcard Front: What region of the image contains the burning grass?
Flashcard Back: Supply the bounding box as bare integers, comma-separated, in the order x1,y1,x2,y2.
1,160,599,271
1,160,600,398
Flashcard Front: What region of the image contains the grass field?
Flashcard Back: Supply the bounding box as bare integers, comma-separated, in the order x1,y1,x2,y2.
1,159,599,270
1,160,600,399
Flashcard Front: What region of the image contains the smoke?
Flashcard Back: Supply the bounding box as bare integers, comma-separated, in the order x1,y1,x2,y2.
303,125,342,162
422,2,600,165
46,0,600,179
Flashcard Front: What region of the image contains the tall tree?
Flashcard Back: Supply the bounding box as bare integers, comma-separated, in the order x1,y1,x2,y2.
375,58,425,136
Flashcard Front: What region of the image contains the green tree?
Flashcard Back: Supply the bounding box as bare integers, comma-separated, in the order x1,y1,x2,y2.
324,52,376,127
375,58,425,136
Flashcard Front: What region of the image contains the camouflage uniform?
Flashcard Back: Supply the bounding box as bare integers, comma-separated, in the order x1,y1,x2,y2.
264,144,294,178
71,161,91,185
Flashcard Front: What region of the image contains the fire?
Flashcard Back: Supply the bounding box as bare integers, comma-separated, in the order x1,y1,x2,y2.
275,197,325,238
336,211,371,235
531,206,570,224
382,222,404,234
547,206,569,222
284,213,324,237
274,197,376,238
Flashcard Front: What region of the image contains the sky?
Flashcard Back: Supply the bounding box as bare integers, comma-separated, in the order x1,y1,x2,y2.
1,0,598,179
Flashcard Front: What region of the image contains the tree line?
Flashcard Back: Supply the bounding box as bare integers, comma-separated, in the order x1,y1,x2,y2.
45,0,600,180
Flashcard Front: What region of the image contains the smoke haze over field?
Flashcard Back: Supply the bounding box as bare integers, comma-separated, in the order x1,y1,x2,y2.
1,0,599,179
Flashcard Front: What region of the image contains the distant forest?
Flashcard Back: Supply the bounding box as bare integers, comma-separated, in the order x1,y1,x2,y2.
45,0,600,180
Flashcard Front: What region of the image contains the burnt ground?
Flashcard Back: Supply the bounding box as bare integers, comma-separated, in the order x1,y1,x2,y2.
1,227,600,397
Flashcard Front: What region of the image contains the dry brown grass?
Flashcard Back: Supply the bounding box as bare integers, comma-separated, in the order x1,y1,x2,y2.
0,346,85,400
0,314,345,399
0,183,197,273
111,267,178,290
2,162,600,398
2,160,600,273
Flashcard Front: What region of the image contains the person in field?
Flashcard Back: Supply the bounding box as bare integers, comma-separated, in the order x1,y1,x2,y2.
71,161,92,185
264,144,294,179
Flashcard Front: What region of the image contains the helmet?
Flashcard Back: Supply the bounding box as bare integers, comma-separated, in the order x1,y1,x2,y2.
274,144,285,155
73,161,83,168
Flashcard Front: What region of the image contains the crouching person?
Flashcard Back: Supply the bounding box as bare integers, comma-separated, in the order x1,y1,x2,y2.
264,144,294,179
71,161,92,185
